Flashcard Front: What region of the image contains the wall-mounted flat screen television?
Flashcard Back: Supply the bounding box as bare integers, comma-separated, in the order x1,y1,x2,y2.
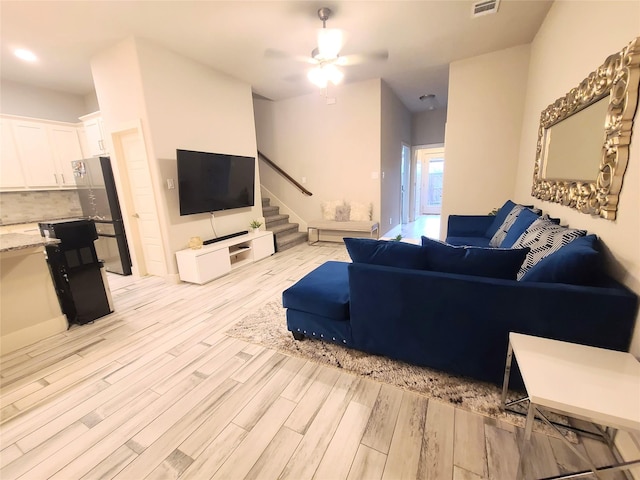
177,149,255,216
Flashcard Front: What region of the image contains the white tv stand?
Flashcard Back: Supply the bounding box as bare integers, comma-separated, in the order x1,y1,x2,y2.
176,230,274,284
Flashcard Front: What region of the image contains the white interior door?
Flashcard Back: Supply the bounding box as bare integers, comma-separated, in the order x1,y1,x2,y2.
413,154,422,220
401,143,411,224
116,129,167,277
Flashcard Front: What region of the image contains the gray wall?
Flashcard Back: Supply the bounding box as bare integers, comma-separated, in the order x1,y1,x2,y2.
1,80,91,122
411,108,447,146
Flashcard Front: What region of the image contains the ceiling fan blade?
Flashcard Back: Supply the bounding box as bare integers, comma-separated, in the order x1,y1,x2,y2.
265,48,317,64
336,50,389,66
282,73,305,83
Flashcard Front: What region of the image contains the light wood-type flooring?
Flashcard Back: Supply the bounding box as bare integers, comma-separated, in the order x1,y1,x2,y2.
0,242,626,479
381,215,441,241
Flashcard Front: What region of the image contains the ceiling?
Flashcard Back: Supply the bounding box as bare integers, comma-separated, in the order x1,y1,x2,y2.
0,1,552,113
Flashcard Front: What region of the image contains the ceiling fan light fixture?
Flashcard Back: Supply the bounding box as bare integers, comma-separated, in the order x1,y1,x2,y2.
308,64,344,88
317,28,343,60
308,66,328,88
324,64,344,85
419,93,438,110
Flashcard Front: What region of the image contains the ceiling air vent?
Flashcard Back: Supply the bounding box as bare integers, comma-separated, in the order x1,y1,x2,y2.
472,0,500,17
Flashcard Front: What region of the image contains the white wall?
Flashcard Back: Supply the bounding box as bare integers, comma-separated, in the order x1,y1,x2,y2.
91,37,260,276
0,80,88,122
411,108,447,146
134,39,261,257
380,80,412,232
254,79,382,224
440,44,531,237
513,1,640,356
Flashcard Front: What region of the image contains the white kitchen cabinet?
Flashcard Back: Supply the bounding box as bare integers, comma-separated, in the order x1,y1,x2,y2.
12,119,59,187
48,124,83,187
0,115,85,190
77,126,90,158
79,112,108,156
0,118,26,189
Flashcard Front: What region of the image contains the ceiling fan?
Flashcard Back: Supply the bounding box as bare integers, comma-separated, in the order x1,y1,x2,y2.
266,7,389,88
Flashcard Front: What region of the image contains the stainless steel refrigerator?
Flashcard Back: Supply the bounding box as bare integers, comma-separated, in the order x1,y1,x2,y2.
71,157,132,275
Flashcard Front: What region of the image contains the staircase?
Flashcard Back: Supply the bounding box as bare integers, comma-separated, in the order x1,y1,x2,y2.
262,198,307,252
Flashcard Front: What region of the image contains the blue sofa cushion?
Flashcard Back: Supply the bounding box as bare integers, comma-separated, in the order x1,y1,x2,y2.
512,218,587,280
344,238,429,270
447,215,495,238
485,200,517,238
500,208,541,248
445,236,491,247
421,237,529,280
282,261,350,320
521,235,602,285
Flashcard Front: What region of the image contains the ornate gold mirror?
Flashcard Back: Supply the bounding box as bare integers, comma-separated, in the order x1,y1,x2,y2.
532,37,640,220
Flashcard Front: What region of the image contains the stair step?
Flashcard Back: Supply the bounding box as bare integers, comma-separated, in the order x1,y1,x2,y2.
265,214,289,227
262,205,279,217
262,197,270,206
269,222,299,235
275,231,308,251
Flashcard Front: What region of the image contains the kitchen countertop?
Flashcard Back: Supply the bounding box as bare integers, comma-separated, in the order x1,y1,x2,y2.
0,233,60,253
0,216,79,227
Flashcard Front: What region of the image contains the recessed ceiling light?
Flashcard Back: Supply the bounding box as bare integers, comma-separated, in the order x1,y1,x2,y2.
14,48,38,62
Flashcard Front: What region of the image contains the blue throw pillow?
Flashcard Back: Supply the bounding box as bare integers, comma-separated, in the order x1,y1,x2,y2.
521,235,602,285
500,208,541,248
488,204,525,247
485,200,517,238
421,237,529,280
344,238,429,270
511,218,587,280
485,200,539,238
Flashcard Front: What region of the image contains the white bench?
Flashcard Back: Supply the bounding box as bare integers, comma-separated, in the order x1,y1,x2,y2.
307,220,380,245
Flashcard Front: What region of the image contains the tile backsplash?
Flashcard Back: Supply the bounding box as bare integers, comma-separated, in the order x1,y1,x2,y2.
0,190,83,225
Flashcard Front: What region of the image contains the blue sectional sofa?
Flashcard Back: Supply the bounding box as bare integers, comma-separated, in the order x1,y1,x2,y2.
282,202,639,386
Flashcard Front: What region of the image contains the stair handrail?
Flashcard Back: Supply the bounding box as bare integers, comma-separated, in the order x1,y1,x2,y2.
257,150,313,197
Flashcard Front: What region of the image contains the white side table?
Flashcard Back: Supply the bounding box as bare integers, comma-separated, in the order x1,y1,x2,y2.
501,332,640,479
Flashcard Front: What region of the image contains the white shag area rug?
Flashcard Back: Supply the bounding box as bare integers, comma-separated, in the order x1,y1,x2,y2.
225,299,577,440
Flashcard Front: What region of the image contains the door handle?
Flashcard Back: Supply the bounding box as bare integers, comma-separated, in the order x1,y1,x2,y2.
132,213,140,218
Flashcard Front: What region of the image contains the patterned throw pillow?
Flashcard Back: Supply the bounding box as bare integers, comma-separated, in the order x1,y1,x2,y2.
321,200,344,220
335,205,351,221
349,202,372,221
500,208,541,248
489,205,524,247
511,218,587,280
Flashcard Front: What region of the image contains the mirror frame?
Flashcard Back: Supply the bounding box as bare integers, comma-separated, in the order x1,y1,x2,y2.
532,37,640,220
